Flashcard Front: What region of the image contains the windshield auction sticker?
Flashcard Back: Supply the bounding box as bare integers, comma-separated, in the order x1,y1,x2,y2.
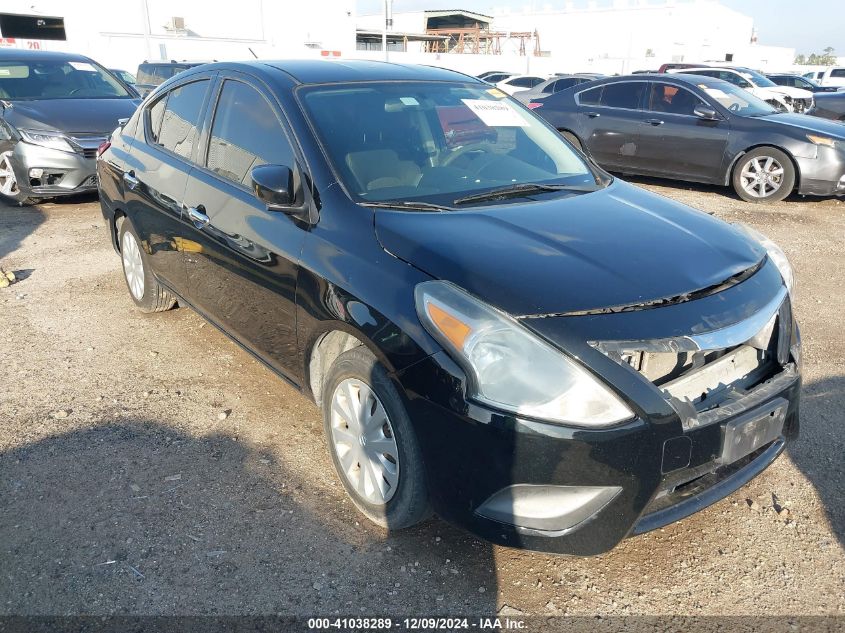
461,99,530,127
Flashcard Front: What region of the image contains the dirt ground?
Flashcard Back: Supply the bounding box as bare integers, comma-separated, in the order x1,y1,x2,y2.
0,180,843,620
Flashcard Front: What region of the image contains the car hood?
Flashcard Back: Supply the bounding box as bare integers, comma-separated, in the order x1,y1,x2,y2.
375,181,766,317
765,86,814,99
765,112,845,139
3,98,140,135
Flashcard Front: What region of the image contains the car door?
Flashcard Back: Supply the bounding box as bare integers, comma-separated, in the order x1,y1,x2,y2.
180,73,307,379
123,75,214,293
635,81,730,182
576,81,647,170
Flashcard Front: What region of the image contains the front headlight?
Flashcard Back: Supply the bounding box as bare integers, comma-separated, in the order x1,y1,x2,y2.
18,129,76,153
415,280,634,427
735,224,794,296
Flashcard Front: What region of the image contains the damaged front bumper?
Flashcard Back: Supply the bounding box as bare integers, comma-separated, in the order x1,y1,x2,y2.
397,257,800,555
10,140,100,199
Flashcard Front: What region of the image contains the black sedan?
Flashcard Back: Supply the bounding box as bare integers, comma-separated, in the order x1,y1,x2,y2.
766,73,840,93
531,73,845,202
98,60,800,555
807,90,845,122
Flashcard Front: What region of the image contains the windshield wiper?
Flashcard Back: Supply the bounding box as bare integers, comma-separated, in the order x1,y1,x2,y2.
358,200,453,212
453,182,599,206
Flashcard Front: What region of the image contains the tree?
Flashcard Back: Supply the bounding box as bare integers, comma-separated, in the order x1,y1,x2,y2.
794,53,806,64
794,48,836,65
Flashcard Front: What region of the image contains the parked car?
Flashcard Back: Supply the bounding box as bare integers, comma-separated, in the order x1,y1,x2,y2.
766,73,840,93
807,90,845,122
109,68,137,88
668,67,813,112
0,49,140,205
478,72,515,85
531,73,845,202
477,70,509,81
495,74,547,95
806,67,845,89
513,75,594,104
99,60,801,555
135,60,206,97
658,62,705,73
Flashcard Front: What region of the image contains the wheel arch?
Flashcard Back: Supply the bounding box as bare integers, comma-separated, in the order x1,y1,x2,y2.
725,144,801,190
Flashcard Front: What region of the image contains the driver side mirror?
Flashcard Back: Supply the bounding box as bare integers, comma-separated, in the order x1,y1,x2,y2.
251,164,297,210
693,105,719,120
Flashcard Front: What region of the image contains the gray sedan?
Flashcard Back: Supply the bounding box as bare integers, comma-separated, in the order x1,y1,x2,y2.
513,75,594,104
0,49,139,205
807,91,845,122
532,73,845,202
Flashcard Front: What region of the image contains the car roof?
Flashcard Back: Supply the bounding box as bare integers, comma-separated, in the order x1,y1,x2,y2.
587,73,731,89
253,59,477,85
0,49,95,63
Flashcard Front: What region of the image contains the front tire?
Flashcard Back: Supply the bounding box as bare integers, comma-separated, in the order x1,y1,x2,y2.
0,151,40,206
732,147,795,203
118,218,176,313
322,346,430,530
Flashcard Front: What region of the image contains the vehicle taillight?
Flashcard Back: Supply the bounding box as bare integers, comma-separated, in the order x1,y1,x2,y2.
527,102,543,109
97,140,111,158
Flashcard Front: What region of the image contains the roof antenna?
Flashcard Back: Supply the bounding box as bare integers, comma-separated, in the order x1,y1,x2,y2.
248,47,258,59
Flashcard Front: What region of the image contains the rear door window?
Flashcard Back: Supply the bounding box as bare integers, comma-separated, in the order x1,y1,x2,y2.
831,69,845,78
599,82,645,109
154,79,209,160
577,86,602,105
206,80,295,187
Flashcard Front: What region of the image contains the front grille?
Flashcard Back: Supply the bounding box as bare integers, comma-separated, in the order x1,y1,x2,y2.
68,135,107,160
78,174,98,189
592,290,793,430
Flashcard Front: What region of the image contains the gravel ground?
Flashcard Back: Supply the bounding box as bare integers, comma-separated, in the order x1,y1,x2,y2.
0,181,843,619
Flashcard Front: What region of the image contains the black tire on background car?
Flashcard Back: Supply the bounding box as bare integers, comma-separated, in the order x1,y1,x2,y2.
559,130,583,152
731,147,795,203
0,151,40,206
117,218,177,313
322,345,430,529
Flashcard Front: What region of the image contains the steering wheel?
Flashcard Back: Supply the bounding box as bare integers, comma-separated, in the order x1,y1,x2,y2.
728,102,741,113
441,143,492,168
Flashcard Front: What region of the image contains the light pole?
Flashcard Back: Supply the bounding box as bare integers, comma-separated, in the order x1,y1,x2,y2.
383,0,393,62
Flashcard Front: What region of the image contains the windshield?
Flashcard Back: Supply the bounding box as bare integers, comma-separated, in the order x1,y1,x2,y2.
298,81,600,206
0,59,132,100
736,68,777,88
697,82,778,117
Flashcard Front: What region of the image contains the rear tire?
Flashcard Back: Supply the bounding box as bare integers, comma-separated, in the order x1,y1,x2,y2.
732,147,795,203
322,346,430,530
118,218,176,313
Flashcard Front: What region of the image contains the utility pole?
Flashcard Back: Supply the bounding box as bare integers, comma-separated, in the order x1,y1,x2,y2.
383,0,393,62
141,0,152,60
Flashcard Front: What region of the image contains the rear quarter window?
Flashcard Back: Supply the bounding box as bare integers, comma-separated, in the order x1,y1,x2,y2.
577,86,602,105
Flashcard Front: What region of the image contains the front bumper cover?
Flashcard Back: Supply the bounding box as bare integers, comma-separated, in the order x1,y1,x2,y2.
10,141,99,198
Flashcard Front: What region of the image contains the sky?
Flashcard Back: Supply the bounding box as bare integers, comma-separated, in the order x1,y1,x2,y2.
356,0,844,57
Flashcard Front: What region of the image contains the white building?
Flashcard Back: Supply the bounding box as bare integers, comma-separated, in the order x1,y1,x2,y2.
0,1,356,72
355,1,796,75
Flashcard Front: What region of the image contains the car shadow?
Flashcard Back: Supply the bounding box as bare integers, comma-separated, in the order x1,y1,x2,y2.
0,418,499,615
0,198,45,261
786,374,845,549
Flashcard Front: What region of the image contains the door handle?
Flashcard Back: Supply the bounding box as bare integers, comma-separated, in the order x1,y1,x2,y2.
123,170,139,190
585,111,601,118
645,118,665,126
186,205,210,229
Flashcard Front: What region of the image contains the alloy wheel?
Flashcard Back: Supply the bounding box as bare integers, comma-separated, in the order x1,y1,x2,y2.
121,231,145,301
739,155,785,199
0,152,20,197
329,378,400,505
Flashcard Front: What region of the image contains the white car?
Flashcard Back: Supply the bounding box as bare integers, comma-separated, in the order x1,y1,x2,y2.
669,67,814,113
804,67,845,89
495,75,548,95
